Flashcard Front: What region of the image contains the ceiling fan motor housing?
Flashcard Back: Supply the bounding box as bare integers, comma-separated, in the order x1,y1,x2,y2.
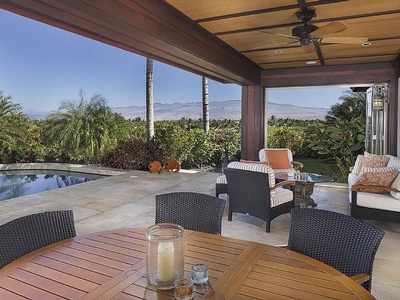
292,24,318,37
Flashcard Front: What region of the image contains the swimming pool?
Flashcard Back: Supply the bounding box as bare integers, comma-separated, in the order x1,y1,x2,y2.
0,170,107,201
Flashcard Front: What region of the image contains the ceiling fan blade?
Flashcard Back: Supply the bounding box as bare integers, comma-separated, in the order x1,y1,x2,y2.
320,36,369,44
311,22,348,37
259,30,298,40
302,44,315,54
252,40,299,50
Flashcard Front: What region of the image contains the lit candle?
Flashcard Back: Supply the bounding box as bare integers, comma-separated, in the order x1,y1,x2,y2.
157,241,174,281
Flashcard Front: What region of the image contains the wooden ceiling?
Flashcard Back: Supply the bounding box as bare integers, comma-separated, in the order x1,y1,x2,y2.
165,0,400,70
0,0,398,86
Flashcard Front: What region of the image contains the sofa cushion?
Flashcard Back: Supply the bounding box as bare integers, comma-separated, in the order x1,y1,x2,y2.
355,171,399,193
362,151,390,167
356,192,400,212
387,155,400,169
351,155,364,175
390,174,400,200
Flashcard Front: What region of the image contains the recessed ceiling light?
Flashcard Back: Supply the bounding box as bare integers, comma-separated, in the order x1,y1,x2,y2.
362,42,371,47
306,61,317,65
274,50,283,54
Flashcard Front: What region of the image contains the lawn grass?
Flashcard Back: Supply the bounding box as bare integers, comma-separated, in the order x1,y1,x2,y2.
299,158,337,175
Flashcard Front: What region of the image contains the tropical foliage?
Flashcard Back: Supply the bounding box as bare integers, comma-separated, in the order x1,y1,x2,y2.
0,91,41,162
0,89,366,182
309,91,366,181
43,90,123,163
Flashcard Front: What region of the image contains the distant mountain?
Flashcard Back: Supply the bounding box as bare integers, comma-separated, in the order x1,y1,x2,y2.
25,100,329,120
113,100,329,120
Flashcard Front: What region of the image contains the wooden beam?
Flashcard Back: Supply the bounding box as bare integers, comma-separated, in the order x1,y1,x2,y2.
261,62,397,87
0,0,261,85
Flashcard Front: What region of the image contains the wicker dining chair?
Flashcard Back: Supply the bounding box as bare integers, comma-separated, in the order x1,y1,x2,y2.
155,192,226,234
0,210,76,269
288,208,385,292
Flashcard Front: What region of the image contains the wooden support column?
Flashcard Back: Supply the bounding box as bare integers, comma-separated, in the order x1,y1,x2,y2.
241,86,265,160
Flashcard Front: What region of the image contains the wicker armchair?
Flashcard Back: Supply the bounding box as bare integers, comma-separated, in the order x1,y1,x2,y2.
288,208,384,292
224,162,295,232
155,192,226,234
0,210,76,268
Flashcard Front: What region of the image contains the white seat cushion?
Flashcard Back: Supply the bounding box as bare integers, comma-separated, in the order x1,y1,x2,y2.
271,188,293,207
216,175,227,184
356,192,400,212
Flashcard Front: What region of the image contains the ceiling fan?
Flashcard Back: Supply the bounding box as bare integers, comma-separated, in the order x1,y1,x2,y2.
259,9,368,53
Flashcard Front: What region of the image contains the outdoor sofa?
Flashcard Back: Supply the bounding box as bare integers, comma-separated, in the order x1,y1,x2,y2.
349,152,400,223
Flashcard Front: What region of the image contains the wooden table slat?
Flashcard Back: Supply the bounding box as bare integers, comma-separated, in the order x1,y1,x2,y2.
245,274,356,299
250,265,347,292
41,250,122,277
0,276,67,299
31,255,111,284
52,245,134,270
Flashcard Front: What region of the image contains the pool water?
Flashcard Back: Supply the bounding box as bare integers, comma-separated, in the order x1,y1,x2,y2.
0,170,107,201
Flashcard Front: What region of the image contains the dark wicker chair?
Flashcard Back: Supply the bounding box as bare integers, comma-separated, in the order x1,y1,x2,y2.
155,192,226,234
288,208,385,292
0,210,76,269
224,167,295,232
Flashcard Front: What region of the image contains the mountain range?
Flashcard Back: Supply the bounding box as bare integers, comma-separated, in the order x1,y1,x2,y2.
25,100,329,120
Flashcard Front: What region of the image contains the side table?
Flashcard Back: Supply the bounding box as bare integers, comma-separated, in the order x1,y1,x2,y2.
275,173,332,208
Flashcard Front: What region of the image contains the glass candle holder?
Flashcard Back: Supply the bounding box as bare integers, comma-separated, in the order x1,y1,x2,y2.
146,223,184,290
191,264,208,284
174,278,193,300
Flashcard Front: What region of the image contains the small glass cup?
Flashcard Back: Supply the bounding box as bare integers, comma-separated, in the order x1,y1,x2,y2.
191,264,208,284
174,278,193,300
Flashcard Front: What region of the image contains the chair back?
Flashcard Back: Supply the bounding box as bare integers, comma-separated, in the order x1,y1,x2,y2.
155,192,226,234
0,210,76,268
224,167,272,218
288,208,384,291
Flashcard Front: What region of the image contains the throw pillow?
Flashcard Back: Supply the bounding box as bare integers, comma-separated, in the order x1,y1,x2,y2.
359,165,397,176
390,174,400,200
355,171,399,193
266,149,291,169
362,151,389,168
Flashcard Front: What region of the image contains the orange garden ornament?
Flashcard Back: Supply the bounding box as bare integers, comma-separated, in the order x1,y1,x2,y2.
165,158,181,173
148,161,163,174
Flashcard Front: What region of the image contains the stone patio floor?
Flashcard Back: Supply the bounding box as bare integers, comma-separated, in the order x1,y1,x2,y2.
0,166,399,299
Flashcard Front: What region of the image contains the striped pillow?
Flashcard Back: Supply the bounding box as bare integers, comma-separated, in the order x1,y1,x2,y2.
359,165,397,176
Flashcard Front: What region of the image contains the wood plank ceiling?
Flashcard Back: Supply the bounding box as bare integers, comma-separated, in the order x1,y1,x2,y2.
165,0,400,71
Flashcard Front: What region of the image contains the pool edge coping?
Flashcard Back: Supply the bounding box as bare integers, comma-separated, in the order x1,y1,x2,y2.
0,163,127,176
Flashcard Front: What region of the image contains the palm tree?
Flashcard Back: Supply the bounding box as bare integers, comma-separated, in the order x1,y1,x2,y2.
44,90,116,161
0,91,29,161
202,77,209,132
326,90,366,122
146,58,154,141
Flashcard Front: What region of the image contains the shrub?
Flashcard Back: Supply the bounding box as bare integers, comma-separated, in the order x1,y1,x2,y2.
104,138,164,170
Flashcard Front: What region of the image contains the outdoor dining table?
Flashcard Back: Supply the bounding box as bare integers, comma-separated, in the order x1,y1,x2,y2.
0,227,374,299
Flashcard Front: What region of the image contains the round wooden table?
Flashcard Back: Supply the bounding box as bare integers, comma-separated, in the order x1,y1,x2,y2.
0,228,374,299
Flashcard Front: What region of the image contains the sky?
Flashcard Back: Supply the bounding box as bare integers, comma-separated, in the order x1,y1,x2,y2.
0,9,350,114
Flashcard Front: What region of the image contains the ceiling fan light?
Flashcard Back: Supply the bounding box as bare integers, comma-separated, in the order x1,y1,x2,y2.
306,61,317,65
362,42,371,47
274,50,283,54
